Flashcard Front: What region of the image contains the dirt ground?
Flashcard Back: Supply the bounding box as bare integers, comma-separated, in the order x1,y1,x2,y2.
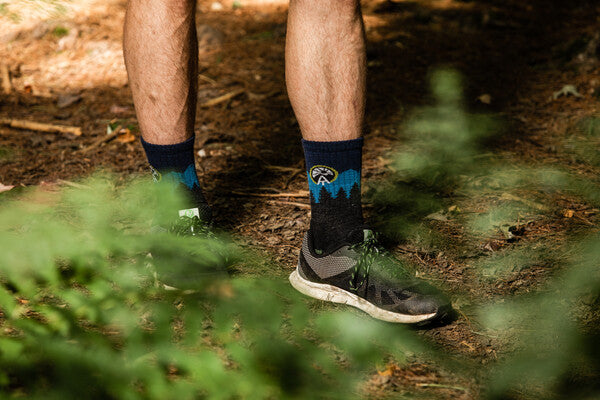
1,0,600,398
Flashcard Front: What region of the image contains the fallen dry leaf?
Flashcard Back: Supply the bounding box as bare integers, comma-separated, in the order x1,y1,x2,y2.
563,209,575,218
378,363,400,376
0,183,15,193
553,84,583,100
116,129,136,144
477,94,492,104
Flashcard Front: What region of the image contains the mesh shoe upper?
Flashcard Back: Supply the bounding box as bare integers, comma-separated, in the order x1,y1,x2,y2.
298,229,450,316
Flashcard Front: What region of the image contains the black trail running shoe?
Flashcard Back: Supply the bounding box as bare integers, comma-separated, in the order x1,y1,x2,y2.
289,229,451,323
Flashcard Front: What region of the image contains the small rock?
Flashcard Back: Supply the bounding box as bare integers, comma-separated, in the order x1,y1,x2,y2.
210,2,224,11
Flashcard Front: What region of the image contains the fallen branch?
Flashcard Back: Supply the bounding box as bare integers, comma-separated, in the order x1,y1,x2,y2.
231,190,309,198
266,199,310,209
198,73,217,85
79,125,121,153
1,64,11,95
0,118,82,136
200,88,244,108
264,165,303,173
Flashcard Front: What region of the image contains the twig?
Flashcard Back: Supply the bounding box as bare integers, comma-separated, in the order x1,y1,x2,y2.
574,214,596,226
266,199,310,209
500,192,548,211
1,64,11,95
231,190,308,198
0,118,82,136
255,187,282,193
460,340,475,352
456,308,472,329
56,179,90,189
471,331,501,339
200,89,244,108
198,73,217,85
264,165,302,173
79,125,121,153
416,383,468,391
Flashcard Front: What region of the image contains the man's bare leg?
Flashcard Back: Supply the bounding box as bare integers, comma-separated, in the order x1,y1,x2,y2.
123,0,197,145
123,0,211,221
286,0,366,142
286,0,366,250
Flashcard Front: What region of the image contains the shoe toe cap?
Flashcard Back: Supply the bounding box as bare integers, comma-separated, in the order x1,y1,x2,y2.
401,293,446,315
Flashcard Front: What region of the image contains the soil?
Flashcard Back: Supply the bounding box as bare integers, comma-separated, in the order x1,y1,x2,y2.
1,0,599,398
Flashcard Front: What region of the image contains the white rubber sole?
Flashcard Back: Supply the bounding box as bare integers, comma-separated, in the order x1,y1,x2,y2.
289,269,437,324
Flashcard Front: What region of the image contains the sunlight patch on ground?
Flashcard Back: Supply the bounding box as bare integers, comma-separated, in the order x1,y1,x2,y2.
1,0,128,93
1,0,114,35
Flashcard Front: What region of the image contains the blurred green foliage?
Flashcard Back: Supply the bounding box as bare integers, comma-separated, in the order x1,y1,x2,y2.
0,176,421,399
367,69,497,242
562,116,600,167
370,69,600,399
51,25,69,37
0,0,68,23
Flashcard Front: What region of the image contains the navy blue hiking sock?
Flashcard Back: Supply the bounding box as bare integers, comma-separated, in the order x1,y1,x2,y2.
141,136,212,223
302,138,364,252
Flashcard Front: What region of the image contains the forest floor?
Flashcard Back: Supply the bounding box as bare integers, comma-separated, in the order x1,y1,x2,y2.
1,0,600,398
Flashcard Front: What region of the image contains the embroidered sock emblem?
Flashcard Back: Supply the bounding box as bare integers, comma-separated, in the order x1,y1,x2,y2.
310,165,338,185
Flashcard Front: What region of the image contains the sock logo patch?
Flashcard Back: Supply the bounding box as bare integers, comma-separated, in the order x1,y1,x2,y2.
310,165,338,185
308,168,360,203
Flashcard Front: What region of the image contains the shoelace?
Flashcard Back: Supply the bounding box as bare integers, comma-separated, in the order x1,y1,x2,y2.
348,233,382,291
348,231,414,292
